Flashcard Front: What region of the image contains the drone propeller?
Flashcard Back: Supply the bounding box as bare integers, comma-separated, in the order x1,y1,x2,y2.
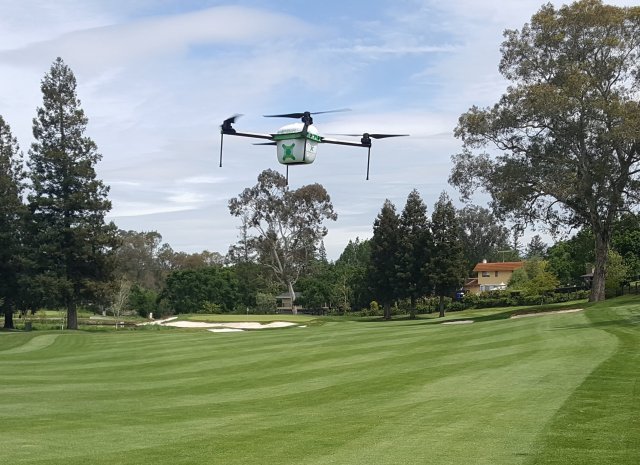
253,142,277,146
331,133,409,141
222,113,242,126
263,109,351,119
219,114,243,167
264,109,351,125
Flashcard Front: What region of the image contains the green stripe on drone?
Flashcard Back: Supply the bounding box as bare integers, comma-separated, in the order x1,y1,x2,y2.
273,132,322,142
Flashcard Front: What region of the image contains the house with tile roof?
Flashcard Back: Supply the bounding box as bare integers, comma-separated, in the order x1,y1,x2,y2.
465,260,525,294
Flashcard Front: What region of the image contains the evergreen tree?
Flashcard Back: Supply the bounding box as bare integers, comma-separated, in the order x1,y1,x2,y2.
368,200,400,320
525,235,548,259
28,57,117,329
397,189,433,319
430,192,466,317
0,116,27,329
334,238,371,312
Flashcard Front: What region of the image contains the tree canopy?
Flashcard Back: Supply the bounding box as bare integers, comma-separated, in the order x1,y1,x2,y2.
228,169,337,313
458,205,511,269
450,0,640,301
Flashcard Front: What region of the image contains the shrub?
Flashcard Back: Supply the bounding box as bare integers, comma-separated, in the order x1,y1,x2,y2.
448,301,465,312
129,285,159,318
255,292,277,314
201,302,223,314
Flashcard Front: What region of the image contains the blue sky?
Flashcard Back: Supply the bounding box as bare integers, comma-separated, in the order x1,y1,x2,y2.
1,0,636,259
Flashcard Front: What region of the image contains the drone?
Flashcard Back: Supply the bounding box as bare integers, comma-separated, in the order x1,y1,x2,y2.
218,109,408,182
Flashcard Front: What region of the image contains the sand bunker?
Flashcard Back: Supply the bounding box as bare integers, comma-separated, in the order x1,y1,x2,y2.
139,317,178,326
139,319,299,332
441,320,474,325
164,321,297,329
511,308,583,319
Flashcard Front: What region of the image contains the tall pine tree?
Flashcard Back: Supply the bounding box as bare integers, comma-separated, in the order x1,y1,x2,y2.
430,192,466,318
368,199,400,320
397,189,433,319
28,57,117,329
0,116,27,329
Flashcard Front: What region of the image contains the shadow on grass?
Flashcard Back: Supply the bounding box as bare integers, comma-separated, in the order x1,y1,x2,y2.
350,299,595,326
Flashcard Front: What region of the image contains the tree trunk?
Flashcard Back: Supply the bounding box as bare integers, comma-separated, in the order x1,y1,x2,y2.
287,282,297,315
409,296,416,320
383,302,391,320
438,295,445,318
589,231,609,302
3,303,14,330
67,300,78,330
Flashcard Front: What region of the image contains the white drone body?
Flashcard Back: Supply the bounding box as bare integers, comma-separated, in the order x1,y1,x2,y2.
274,123,320,165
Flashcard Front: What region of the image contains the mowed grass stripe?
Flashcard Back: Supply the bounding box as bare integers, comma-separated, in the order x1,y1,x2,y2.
527,297,640,464
1,306,622,465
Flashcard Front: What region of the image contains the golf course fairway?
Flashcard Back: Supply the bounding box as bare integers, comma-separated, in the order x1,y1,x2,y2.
1,297,638,464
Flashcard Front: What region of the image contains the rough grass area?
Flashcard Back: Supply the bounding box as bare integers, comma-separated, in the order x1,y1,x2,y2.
1,297,638,464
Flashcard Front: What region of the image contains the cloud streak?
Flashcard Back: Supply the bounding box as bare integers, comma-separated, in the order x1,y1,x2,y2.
0,6,311,70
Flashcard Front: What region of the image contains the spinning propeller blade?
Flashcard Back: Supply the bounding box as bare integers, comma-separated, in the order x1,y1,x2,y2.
253,142,277,146
263,109,351,119
330,133,409,139
222,114,242,126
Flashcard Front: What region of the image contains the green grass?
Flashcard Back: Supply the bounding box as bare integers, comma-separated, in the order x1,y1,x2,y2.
1,297,638,464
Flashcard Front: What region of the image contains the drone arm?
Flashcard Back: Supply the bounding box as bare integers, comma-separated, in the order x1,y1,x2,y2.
319,137,367,148
228,130,274,140
219,130,273,167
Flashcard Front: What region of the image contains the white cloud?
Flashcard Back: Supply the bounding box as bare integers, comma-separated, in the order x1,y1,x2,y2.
323,44,458,56
109,202,197,218
0,6,311,72
183,175,226,184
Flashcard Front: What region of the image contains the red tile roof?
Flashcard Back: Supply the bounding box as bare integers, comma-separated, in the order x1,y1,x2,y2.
473,261,524,272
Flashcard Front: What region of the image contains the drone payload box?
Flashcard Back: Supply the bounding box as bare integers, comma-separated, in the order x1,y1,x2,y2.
273,122,320,165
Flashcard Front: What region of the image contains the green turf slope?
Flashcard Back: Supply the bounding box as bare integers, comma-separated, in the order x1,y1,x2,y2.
527,296,640,464
1,299,637,465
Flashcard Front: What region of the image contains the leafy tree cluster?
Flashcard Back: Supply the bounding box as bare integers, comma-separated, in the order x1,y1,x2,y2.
228,169,337,314
450,0,640,302
546,214,640,291
110,229,232,317
160,266,238,314
457,205,514,270
508,257,560,295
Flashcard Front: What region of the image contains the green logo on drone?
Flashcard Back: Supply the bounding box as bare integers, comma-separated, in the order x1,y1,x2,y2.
282,143,296,161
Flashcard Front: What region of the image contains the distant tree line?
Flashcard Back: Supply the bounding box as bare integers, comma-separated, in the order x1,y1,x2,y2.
4,14,640,329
